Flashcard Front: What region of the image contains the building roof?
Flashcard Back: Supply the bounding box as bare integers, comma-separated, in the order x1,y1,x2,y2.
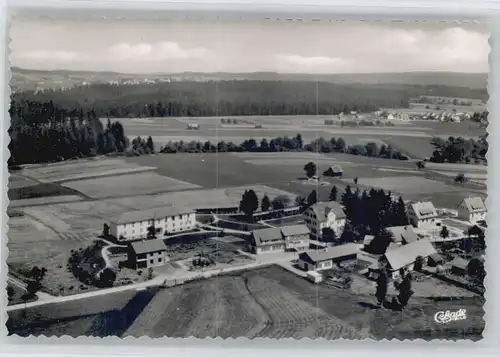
252,227,283,246
111,206,194,225
428,253,444,263
280,224,310,237
384,238,437,271
450,257,469,270
309,201,346,221
298,243,358,264
325,165,343,173
462,197,487,213
386,226,419,244
410,201,438,219
130,239,167,255
363,235,375,246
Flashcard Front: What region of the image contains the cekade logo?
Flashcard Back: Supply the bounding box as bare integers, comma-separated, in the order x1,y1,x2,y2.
434,309,467,324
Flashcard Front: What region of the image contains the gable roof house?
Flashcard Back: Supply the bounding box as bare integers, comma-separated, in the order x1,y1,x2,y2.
323,165,343,177
304,201,346,239
458,197,487,223
128,239,169,270
280,224,310,251
407,201,438,228
298,243,358,272
250,227,285,254
386,225,420,245
384,238,437,278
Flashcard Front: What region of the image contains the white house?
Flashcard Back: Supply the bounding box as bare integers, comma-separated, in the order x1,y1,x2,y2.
110,206,196,241
249,227,285,254
407,201,439,228
298,243,358,272
457,197,487,224
304,201,346,240
280,224,310,251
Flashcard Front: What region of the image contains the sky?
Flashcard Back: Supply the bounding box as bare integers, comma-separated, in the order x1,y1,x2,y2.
10,19,490,74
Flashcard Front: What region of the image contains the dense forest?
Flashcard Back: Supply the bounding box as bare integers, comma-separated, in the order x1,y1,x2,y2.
11,80,487,118
8,100,128,166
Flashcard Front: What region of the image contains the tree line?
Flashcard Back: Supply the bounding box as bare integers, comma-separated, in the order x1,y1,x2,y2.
8,100,129,166
429,135,488,164
160,134,408,161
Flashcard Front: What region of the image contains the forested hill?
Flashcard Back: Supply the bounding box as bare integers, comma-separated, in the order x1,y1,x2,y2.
12,80,487,119
12,67,487,91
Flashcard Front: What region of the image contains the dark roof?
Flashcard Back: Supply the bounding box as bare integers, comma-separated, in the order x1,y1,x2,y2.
252,227,283,246
280,224,310,237
384,238,436,271
112,206,194,225
363,235,375,246
308,201,346,221
299,243,358,264
131,239,167,255
428,253,444,263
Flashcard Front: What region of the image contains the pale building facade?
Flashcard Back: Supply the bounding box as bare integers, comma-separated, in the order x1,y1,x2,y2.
304,201,346,240
457,197,487,223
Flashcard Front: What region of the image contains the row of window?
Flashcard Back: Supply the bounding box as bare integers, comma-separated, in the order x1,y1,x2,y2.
121,215,193,228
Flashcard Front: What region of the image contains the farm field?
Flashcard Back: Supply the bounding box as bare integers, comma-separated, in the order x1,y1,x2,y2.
8,266,484,340
62,171,201,198
103,184,296,211
19,158,156,183
9,195,84,208
340,176,458,195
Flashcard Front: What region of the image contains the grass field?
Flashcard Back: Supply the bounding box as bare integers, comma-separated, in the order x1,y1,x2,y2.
341,176,458,195
8,266,484,340
19,158,157,183
62,171,201,198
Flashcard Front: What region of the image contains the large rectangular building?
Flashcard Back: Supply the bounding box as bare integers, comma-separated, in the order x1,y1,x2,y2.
303,201,346,240
298,243,358,272
110,206,196,241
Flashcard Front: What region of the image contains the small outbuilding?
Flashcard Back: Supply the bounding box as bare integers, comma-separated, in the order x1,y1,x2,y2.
298,243,358,272
427,253,445,267
128,239,169,270
450,257,469,276
323,165,343,177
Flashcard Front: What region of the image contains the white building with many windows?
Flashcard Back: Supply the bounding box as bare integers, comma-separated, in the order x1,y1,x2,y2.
303,201,346,240
407,201,438,229
110,206,196,241
457,197,487,224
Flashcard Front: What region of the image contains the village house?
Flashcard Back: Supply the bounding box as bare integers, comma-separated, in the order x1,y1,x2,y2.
280,224,310,251
427,253,445,267
457,197,487,224
383,238,437,279
304,201,346,240
298,243,358,272
450,257,469,276
249,227,285,254
386,225,420,245
110,206,196,241
323,165,343,177
128,239,169,270
407,201,439,228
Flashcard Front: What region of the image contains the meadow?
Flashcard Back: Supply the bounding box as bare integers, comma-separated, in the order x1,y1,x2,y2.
8,266,485,340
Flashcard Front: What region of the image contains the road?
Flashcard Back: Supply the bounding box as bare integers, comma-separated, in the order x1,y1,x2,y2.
6,249,293,312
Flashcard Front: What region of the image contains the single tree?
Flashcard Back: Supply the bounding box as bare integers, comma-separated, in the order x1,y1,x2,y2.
6,286,15,302
261,194,271,212
353,177,359,185
321,227,337,243
454,173,466,183
375,263,389,308
295,195,306,209
102,223,110,237
147,224,156,239
440,226,450,240
272,195,290,210
146,136,155,153
414,255,425,272
303,161,317,179
239,189,259,220
395,270,413,310
147,267,154,280
367,229,393,255
416,161,426,170
307,190,318,207
98,268,117,288
329,185,338,202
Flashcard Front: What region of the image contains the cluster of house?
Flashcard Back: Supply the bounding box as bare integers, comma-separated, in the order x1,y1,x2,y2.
105,191,486,271
373,110,473,123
